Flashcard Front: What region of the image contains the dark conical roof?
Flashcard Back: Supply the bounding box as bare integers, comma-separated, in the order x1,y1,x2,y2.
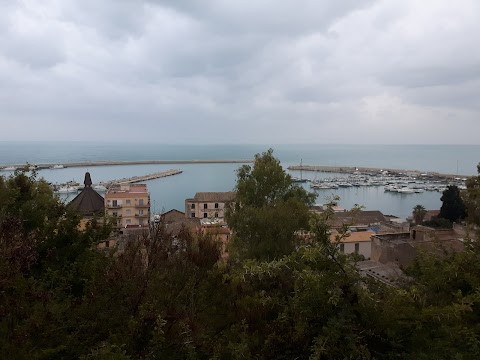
84,172,92,187
68,173,104,216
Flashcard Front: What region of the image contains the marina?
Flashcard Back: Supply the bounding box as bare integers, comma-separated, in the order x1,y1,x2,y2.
288,165,467,196
305,174,461,194
1,143,478,219
287,164,469,179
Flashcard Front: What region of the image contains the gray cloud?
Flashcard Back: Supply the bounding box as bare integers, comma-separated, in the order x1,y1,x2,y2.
0,0,479,144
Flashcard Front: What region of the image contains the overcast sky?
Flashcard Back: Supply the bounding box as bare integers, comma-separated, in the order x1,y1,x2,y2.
1,0,479,144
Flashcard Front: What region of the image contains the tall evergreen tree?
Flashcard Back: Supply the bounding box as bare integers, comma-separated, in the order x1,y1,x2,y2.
439,185,466,222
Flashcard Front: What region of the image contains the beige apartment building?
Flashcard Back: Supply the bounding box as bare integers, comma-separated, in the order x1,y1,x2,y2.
330,230,374,259
185,192,235,220
105,183,150,228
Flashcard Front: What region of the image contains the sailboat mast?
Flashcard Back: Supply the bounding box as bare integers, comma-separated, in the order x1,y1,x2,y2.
300,159,303,180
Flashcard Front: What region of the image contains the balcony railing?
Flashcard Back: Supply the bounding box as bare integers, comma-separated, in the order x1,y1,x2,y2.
135,203,150,208
135,213,149,217
107,204,122,209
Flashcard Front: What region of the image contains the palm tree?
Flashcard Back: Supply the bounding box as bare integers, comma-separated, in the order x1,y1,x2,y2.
412,204,427,225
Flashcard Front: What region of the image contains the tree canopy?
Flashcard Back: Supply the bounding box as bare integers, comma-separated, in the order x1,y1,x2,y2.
439,185,467,222
226,149,315,260
412,204,427,224
465,163,480,229
2,162,480,359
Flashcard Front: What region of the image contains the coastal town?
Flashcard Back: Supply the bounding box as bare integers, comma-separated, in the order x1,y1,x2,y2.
2,0,480,356
2,149,479,358
55,155,473,288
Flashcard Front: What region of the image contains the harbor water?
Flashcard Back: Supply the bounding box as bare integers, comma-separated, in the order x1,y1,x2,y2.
1,142,479,219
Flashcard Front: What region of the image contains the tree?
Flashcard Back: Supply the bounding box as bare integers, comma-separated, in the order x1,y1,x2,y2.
465,163,480,228
439,185,466,222
0,170,111,359
412,204,427,224
226,149,315,261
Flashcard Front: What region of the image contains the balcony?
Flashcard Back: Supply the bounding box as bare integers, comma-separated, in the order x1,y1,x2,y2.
135,213,149,218
135,203,150,208
107,204,122,209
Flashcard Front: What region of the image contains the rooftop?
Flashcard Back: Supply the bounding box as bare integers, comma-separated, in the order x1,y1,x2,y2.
106,183,149,197
329,210,387,228
67,172,104,216
191,191,236,202
330,230,375,243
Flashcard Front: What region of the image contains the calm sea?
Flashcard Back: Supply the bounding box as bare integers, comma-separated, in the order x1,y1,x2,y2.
1,142,479,219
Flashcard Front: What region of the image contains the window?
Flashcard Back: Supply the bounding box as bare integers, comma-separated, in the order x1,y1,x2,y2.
139,199,144,206
214,212,218,218
105,240,109,248
126,209,131,215
191,212,195,218
126,219,131,224
191,203,195,209
139,210,144,215
214,203,219,209
339,243,344,253
203,203,208,209
203,213,208,218
355,243,359,253
112,200,118,207
126,200,131,205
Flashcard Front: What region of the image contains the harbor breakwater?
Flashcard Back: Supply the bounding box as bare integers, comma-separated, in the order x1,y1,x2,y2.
0,159,254,170
288,165,469,180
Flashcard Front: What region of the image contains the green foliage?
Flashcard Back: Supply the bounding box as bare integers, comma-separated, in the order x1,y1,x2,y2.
465,163,480,229
2,161,480,359
423,216,453,229
226,149,315,260
0,170,111,359
412,204,427,224
439,185,467,222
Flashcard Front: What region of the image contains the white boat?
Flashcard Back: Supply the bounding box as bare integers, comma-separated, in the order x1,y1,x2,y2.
94,185,107,192
3,166,16,171
292,177,308,183
56,186,78,194
397,187,415,194
311,183,332,190
51,164,64,169
384,185,396,192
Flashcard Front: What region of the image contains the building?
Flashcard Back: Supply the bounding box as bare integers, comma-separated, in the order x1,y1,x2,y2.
327,210,388,229
160,209,201,236
160,209,230,259
185,192,236,220
105,183,150,229
371,225,465,268
200,218,232,259
330,230,375,259
68,172,105,230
